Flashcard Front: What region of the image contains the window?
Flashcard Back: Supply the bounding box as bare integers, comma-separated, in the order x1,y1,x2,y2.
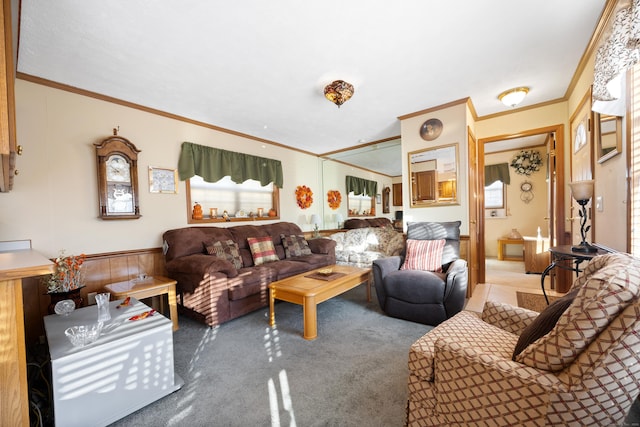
347,192,374,216
485,180,505,209
186,175,279,223
631,65,640,256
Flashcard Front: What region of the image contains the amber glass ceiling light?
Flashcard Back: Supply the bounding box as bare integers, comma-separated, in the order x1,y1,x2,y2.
324,80,354,107
498,87,529,108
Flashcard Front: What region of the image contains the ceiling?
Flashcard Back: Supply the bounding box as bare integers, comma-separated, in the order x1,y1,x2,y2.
17,1,607,176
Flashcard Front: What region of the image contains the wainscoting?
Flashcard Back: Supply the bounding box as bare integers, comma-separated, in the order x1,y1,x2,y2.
23,247,167,344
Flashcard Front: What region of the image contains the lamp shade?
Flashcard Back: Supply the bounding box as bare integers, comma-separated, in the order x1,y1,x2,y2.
569,180,594,201
498,87,529,107
310,214,321,226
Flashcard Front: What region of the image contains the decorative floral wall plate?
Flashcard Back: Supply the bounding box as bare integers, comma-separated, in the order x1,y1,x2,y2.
420,118,443,141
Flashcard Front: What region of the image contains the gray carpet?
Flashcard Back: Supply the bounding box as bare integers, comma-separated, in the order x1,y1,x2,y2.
108,287,640,427
109,286,429,427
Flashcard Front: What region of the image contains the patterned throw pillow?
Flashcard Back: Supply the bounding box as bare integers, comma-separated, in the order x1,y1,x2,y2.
511,287,579,360
281,234,312,258
204,239,243,269
247,236,280,265
400,239,446,272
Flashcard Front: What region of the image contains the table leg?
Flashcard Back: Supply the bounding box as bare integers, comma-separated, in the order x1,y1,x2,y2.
269,288,275,327
302,296,317,340
540,262,556,305
498,242,504,260
168,285,179,331
365,278,371,302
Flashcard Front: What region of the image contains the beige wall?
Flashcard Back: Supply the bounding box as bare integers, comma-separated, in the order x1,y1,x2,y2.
400,103,470,234
2,80,390,258
321,159,394,228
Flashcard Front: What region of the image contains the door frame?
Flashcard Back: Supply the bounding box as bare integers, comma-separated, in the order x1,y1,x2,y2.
475,124,566,285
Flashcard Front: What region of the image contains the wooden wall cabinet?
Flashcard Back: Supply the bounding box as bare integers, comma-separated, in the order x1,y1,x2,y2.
392,183,402,206
0,0,19,192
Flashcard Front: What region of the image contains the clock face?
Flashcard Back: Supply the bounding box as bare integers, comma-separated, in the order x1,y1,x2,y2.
521,182,532,192
106,154,131,183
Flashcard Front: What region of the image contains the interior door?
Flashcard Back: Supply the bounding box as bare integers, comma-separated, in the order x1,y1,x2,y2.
478,125,565,291
467,127,480,291
569,91,595,247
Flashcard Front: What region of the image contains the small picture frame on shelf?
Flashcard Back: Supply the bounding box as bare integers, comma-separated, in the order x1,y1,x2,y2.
149,167,178,194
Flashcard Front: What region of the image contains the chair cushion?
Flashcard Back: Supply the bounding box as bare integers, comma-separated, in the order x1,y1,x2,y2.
247,236,280,266
204,239,243,270
280,234,312,258
512,287,579,360
516,253,640,371
401,239,445,272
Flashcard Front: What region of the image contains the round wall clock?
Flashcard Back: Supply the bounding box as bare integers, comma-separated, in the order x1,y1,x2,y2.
520,180,534,204
419,118,443,141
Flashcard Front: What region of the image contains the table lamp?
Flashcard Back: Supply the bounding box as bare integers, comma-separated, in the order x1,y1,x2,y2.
310,214,321,238
569,180,597,253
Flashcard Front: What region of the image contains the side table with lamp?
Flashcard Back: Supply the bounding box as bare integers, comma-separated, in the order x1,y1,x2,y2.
540,180,611,304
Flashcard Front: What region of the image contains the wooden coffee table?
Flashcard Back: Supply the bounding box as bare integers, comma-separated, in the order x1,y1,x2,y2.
269,265,370,340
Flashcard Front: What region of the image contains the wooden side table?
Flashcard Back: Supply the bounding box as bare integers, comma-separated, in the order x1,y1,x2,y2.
497,238,524,261
104,275,179,331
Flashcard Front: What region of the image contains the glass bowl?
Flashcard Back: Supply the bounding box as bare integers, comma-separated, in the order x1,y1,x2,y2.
54,299,76,316
64,323,103,347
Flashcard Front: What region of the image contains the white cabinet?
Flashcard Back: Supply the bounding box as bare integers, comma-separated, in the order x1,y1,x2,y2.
44,298,183,427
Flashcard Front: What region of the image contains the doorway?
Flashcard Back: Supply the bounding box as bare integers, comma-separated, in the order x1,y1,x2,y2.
476,125,566,286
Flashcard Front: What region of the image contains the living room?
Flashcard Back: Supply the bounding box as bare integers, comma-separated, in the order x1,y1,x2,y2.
2,1,640,426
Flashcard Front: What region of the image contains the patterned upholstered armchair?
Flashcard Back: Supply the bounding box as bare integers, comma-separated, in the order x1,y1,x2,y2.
372,221,467,326
406,252,640,426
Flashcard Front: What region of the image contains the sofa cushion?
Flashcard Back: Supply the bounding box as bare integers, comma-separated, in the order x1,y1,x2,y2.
516,253,640,371
204,239,243,269
512,287,579,360
247,236,280,265
281,234,312,258
401,239,445,272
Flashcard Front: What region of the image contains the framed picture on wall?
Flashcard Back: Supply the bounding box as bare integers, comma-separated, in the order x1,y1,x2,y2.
149,167,178,194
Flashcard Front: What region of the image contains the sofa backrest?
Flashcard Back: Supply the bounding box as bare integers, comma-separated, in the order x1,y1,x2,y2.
162,222,305,266
406,221,461,267
344,217,392,229
163,226,234,262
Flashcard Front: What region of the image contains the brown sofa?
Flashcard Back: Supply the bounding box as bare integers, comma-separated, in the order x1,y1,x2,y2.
162,222,336,327
343,217,393,229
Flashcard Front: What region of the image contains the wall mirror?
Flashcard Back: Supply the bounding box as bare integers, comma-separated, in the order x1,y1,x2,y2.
595,113,622,163
408,143,459,207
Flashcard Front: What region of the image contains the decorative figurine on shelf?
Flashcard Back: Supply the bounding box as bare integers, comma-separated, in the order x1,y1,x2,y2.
222,210,230,221
192,202,203,220
210,207,217,219
268,208,277,217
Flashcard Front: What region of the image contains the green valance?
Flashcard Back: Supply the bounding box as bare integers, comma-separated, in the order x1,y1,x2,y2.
178,142,283,188
346,175,377,196
485,163,511,186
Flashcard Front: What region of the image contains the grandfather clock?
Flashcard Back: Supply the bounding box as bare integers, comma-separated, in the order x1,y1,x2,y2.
94,132,141,219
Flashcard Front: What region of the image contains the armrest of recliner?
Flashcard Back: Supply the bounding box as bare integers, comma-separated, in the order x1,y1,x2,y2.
481,300,539,335
372,256,402,279
431,337,565,398
443,259,468,315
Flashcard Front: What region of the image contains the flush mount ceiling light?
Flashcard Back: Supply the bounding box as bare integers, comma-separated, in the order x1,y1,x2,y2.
324,80,354,108
498,87,529,108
